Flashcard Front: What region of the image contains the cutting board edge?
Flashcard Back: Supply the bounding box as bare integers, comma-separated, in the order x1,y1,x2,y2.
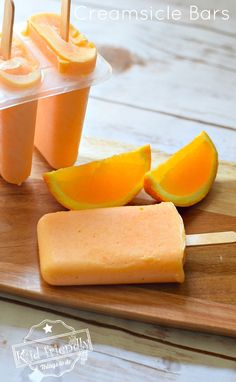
2,285,236,338
1,138,236,338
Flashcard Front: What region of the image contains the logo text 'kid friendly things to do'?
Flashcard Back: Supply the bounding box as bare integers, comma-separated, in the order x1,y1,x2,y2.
12,319,93,379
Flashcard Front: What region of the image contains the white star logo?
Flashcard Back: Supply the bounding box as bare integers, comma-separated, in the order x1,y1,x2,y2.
43,323,52,334
29,369,44,382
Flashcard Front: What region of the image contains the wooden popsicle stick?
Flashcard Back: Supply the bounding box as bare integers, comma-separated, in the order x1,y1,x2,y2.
60,0,71,41
1,0,15,60
186,231,236,247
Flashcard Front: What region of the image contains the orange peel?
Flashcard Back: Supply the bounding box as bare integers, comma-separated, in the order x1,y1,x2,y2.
144,132,218,207
44,145,151,210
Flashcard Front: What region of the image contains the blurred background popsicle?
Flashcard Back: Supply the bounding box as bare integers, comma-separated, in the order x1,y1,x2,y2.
25,0,97,169
0,0,41,185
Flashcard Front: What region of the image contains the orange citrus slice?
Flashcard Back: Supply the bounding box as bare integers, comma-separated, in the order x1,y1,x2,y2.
144,132,218,207
44,145,151,210
0,35,41,88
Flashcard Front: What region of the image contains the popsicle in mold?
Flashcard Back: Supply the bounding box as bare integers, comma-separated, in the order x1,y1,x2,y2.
25,13,97,169
0,0,41,185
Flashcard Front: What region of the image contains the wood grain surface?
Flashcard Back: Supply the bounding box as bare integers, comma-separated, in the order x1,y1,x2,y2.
0,137,235,337
0,0,236,380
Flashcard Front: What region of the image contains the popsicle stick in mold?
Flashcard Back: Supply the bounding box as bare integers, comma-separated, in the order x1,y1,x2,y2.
1,0,15,60
186,231,236,247
60,0,71,41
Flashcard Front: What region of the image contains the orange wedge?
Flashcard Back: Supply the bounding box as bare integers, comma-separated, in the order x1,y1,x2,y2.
0,35,41,88
144,132,218,207
25,13,97,75
44,145,151,210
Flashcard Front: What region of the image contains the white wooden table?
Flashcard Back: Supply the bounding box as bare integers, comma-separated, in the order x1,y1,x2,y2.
0,0,236,381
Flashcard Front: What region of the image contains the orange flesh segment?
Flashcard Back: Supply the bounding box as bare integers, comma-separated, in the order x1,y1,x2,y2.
156,139,215,195
53,148,150,203
0,35,41,87
44,145,151,210
37,203,186,286
144,132,218,207
25,13,97,75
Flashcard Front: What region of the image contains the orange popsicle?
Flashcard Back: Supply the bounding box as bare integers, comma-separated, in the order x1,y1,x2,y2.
0,35,41,185
25,13,97,75
35,87,89,169
37,203,186,286
25,13,97,169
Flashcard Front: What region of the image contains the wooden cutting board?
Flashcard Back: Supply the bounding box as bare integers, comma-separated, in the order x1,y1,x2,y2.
0,137,236,337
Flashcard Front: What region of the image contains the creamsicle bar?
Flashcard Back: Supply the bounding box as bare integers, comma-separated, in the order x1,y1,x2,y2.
37,203,186,286
0,35,41,185
25,13,97,169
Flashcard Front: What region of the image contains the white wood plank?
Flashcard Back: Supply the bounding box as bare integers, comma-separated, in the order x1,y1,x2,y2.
69,0,236,130
1,298,236,382
83,98,236,162
88,29,236,130
78,0,236,161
